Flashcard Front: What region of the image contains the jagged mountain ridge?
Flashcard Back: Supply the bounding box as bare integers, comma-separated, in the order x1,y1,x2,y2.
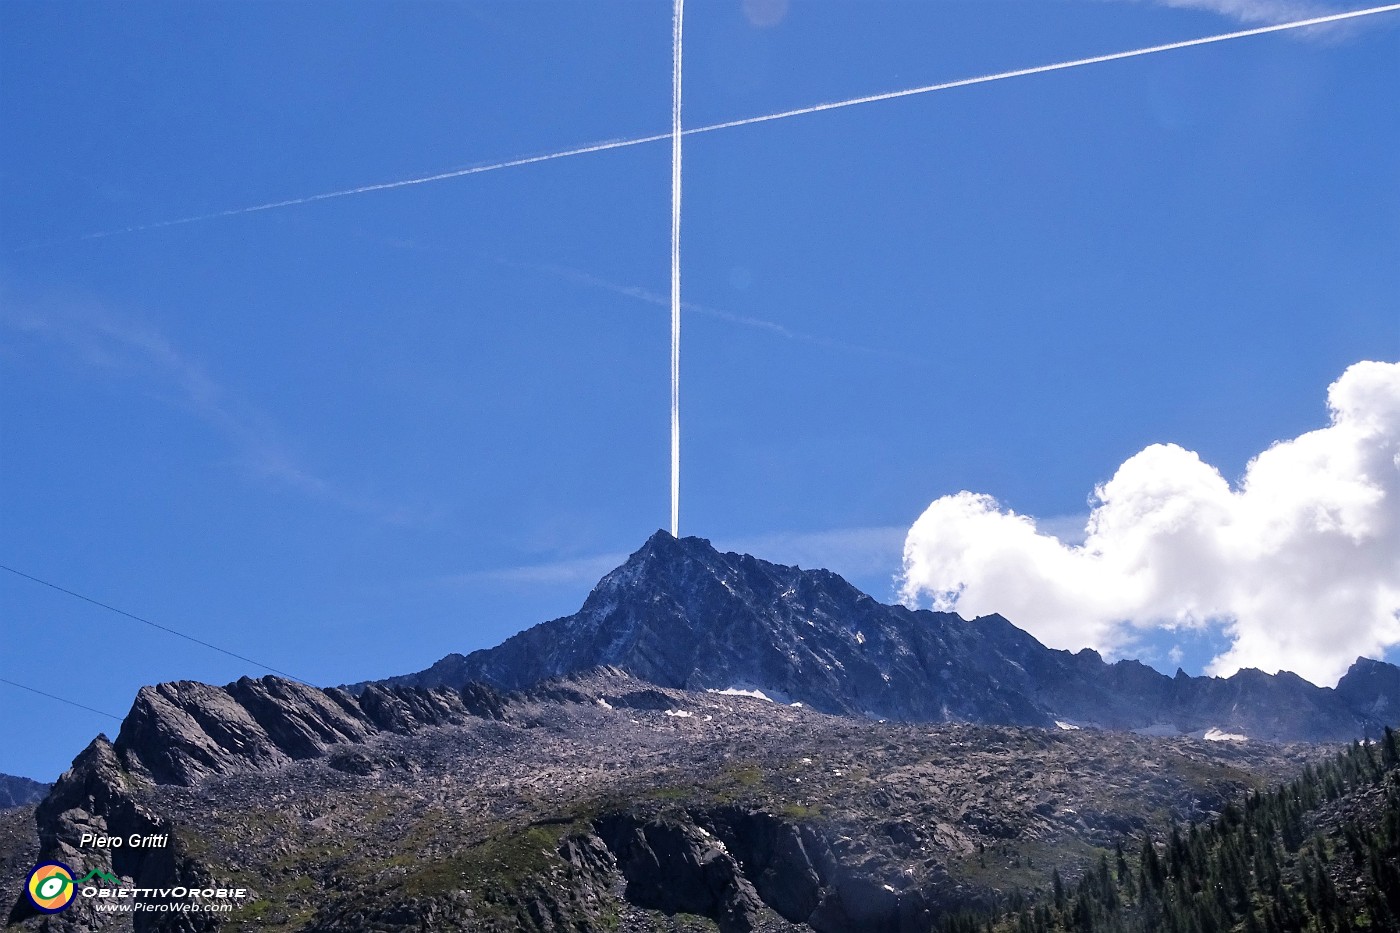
0,775,49,810
380,531,1400,743
8,677,513,928
10,667,1320,933
109,676,507,787
12,529,1398,932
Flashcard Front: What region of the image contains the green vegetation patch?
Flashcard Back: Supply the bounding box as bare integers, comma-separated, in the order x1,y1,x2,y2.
962,731,1400,933
399,822,574,897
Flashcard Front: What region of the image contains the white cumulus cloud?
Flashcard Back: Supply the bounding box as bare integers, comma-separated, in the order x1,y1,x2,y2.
899,360,1400,687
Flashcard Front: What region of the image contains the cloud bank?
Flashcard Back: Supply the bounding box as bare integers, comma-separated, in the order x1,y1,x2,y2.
900,361,1400,687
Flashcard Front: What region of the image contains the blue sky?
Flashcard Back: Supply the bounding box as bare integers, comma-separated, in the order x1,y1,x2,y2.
3,0,1397,780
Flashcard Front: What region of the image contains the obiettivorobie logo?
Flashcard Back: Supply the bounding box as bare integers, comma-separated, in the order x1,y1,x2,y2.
24,862,248,916
25,862,76,913
25,865,119,913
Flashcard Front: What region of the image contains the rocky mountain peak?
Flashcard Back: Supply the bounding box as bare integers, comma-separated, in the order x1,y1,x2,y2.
1335,655,1400,718
380,533,1400,744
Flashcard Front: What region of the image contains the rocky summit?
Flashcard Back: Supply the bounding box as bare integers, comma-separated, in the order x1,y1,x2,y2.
0,777,49,812
381,531,1400,744
6,533,1400,932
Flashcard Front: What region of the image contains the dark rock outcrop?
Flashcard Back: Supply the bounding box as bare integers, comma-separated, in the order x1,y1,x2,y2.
381,531,1400,743
7,735,210,932
596,813,764,933
577,806,993,933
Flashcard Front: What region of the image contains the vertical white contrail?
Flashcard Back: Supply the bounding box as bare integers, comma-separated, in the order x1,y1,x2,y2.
671,0,684,538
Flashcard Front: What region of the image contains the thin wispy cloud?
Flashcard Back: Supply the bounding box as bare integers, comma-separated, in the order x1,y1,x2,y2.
1,298,425,525
356,236,917,361
1120,0,1388,42
1129,0,1338,26
450,552,631,588
510,262,916,362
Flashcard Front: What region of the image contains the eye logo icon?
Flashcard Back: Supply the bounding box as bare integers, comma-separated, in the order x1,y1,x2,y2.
26,862,76,913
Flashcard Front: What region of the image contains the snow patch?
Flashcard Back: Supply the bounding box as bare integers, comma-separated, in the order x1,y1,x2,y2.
711,683,778,697
664,709,693,718
596,698,613,710
854,630,866,645
1203,728,1248,742
1055,721,1081,731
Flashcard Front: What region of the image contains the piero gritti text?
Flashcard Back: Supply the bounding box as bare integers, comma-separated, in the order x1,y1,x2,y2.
78,831,169,849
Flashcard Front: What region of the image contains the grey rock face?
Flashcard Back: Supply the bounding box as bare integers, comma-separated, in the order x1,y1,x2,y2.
385,531,1400,743
1334,656,1400,721
112,676,506,786
7,736,200,932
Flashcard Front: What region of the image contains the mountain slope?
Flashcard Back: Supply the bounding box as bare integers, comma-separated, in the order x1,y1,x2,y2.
12,532,1400,932
0,774,50,810
382,532,1400,743
8,669,1318,933
981,730,1400,932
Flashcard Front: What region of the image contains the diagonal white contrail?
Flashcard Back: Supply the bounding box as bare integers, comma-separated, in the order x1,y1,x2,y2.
67,134,672,242
671,0,685,539
48,1,1400,245
683,2,1400,137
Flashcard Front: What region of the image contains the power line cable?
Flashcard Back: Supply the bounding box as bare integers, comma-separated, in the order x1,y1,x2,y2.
0,677,123,721
0,564,310,684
